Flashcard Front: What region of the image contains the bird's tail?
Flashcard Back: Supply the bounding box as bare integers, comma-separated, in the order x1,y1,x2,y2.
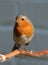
12,43,21,51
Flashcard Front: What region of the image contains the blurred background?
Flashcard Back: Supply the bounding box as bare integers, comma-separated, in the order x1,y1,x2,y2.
0,0,48,65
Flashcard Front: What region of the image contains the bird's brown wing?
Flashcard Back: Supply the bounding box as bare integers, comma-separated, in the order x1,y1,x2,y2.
12,43,21,51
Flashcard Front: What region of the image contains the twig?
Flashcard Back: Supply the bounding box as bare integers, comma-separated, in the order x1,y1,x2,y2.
0,49,48,62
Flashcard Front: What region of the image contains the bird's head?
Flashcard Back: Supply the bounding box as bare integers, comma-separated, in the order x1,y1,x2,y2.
15,15,32,27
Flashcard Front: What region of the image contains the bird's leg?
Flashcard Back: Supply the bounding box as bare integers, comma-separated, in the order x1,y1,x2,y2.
23,45,27,50
23,43,29,50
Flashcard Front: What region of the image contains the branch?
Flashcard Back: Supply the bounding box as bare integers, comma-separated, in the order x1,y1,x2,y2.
0,49,48,62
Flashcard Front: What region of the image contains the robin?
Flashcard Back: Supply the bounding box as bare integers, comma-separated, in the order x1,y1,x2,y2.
12,15,34,51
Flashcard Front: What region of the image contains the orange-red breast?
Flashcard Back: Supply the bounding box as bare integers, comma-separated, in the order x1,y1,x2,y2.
12,15,34,51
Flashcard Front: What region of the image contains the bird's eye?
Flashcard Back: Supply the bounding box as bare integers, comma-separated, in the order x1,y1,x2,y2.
21,18,24,21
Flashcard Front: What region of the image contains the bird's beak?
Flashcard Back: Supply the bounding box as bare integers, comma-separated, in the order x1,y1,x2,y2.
15,16,18,26
16,16,18,20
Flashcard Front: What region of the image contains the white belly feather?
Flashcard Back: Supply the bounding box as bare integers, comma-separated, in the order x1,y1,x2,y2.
13,34,34,45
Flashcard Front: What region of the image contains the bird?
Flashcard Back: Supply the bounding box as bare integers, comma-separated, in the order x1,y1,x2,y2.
12,15,34,51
